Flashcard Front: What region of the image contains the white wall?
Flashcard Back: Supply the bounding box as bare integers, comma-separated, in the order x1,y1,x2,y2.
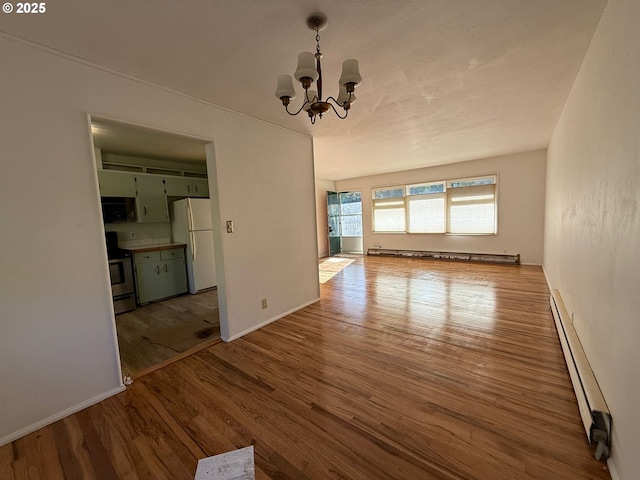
315,178,336,257
336,150,547,264
0,35,318,445
544,0,640,477
210,114,319,340
341,237,363,254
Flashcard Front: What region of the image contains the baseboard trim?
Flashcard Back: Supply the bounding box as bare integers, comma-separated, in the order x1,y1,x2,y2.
0,385,126,448
607,458,620,480
367,248,520,264
222,297,321,342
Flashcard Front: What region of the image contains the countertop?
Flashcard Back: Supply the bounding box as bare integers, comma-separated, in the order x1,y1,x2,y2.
123,243,187,254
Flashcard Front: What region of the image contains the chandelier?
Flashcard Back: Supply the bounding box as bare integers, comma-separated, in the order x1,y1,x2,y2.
275,13,362,124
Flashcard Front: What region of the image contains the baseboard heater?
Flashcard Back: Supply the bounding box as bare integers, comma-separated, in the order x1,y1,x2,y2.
550,290,611,461
367,248,520,265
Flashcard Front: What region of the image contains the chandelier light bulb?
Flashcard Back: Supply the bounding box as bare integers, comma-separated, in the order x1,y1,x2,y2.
337,84,356,107
339,59,362,89
275,75,296,102
294,52,319,84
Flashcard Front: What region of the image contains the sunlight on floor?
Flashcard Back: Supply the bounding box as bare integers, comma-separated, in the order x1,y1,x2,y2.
318,257,354,283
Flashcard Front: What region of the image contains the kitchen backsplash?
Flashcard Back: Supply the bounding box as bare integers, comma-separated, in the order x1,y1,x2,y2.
105,222,173,248
120,237,172,248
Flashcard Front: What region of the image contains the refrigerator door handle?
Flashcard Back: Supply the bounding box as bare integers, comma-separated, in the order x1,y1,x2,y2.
191,230,196,261
187,199,195,231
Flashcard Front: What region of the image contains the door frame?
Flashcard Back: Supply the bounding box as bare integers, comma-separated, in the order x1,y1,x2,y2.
327,191,341,256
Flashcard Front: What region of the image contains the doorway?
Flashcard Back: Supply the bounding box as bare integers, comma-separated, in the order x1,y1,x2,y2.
90,116,222,378
327,191,363,256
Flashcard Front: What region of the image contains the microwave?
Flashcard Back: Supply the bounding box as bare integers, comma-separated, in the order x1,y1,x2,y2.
101,197,135,223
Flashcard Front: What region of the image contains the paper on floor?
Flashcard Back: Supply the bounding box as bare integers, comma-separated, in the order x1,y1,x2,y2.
194,445,255,480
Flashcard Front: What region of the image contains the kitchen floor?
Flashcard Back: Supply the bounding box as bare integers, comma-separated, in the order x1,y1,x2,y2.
115,288,220,376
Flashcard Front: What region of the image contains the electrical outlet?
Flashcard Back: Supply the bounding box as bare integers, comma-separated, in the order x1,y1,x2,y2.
226,220,234,233
129,232,136,239
261,298,268,309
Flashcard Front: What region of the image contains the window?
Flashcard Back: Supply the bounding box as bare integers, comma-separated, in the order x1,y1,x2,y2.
373,187,404,199
372,175,497,235
372,187,405,232
447,177,496,234
406,181,446,233
407,182,445,195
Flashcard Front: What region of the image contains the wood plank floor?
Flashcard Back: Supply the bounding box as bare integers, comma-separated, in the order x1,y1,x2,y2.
0,256,612,479
115,289,220,375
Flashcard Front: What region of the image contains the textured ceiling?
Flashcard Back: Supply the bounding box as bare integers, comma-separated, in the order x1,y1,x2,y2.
1,0,607,180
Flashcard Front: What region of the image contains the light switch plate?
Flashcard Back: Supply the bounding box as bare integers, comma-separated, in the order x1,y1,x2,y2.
226,220,234,233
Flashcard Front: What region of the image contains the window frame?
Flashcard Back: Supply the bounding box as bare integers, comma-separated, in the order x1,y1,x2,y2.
371,174,498,235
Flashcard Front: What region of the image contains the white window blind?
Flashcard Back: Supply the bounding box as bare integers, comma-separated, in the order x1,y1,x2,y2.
407,194,446,233
447,184,496,234
373,199,406,232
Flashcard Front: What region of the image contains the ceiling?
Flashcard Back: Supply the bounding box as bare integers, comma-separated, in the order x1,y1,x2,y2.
1,0,607,180
91,118,208,162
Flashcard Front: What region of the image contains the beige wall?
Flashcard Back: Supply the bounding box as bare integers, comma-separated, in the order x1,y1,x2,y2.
335,150,547,264
0,35,318,445
544,0,640,477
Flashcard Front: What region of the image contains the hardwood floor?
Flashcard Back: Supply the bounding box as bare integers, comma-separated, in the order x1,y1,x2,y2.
115,289,220,375
1,256,612,479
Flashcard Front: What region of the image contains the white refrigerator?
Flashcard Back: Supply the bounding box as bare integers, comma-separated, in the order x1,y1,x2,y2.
172,198,217,293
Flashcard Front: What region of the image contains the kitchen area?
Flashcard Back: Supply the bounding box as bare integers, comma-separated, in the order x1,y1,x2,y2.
93,118,219,377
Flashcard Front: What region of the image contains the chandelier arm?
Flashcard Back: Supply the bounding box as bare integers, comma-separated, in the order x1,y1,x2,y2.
284,101,310,116
325,97,349,119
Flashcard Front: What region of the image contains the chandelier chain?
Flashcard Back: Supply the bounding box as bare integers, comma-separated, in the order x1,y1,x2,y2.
316,28,321,55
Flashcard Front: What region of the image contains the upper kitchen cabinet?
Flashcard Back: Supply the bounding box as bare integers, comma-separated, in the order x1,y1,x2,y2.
97,170,136,197
134,174,169,223
191,178,209,197
164,176,209,198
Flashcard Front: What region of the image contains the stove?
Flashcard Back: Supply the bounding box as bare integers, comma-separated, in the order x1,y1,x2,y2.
105,232,136,314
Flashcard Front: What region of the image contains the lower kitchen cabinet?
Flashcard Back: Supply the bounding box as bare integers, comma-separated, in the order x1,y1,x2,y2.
133,248,188,304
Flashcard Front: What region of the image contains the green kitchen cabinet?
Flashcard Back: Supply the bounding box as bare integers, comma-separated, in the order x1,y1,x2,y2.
190,178,209,197
134,174,169,223
133,248,188,304
164,176,209,198
163,176,190,197
162,259,189,298
134,256,166,304
97,170,136,197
